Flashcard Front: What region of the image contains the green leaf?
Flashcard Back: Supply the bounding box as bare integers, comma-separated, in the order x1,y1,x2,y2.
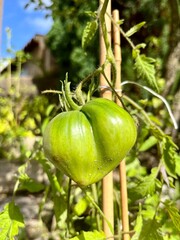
116,19,124,25
18,174,45,193
70,230,106,240
17,164,45,193
142,194,160,219
149,125,178,179
163,201,180,232
128,168,158,200
45,104,55,116
0,202,24,240
53,193,67,229
131,206,143,240
74,197,89,216
139,219,163,240
84,11,97,18
161,137,178,178
125,21,146,37
82,20,98,50
175,154,180,176
135,43,146,50
134,54,159,91
139,136,158,151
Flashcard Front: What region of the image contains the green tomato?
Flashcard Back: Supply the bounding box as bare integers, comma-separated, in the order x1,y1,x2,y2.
43,98,137,187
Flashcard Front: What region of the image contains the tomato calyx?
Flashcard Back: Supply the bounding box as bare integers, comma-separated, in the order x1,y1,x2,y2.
64,77,82,111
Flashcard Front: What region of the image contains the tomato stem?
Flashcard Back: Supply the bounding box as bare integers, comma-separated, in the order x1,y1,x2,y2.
66,178,72,239
99,0,117,85
81,187,114,235
91,183,101,231
64,73,82,111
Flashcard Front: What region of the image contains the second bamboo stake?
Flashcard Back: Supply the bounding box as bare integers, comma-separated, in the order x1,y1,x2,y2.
112,9,130,240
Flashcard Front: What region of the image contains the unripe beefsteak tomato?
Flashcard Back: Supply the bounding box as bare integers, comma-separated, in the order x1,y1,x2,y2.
43,98,137,187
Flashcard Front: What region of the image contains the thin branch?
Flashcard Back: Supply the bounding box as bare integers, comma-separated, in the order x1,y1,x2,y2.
121,81,178,130
99,0,117,84
107,11,136,49
81,187,114,235
66,178,72,239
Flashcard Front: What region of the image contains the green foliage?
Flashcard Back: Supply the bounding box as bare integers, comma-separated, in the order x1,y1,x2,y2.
139,135,158,151
74,197,89,217
0,202,24,240
139,219,164,240
161,137,178,178
163,201,180,232
128,168,159,201
131,207,143,240
82,20,98,50
125,21,146,37
17,163,45,193
148,125,178,178
69,230,106,240
0,90,56,160
134,53,159,91
18,173,45,193
46,0,98,84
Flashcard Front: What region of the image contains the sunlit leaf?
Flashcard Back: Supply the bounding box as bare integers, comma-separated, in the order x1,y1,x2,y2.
45,104,55,116
135,43,146,50
161,136,178,178
82,20,98,50
139,136,157,151
128,168,158,200
70,230,106,240
84,11,97,18
131,206,143,240
17,162,45,193
126,22,146,37
142,194,160,219
18,175,45,193
139,219,163,240
116,19,124,25
175,154,180,176
74,197,89,216
134,54,159,91
53,193,67,229
149,126,178,178
163,201,180,232
0,202,24,240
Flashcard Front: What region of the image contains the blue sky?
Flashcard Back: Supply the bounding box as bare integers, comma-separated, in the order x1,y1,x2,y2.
1,0,53,59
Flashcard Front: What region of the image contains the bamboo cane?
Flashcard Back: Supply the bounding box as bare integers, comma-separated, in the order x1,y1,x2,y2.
112,10,130,240
99,0,114,239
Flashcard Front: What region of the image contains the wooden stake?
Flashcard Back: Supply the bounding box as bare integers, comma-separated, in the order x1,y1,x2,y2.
112,10,130,240
99,1,114,239
99,0,112,100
